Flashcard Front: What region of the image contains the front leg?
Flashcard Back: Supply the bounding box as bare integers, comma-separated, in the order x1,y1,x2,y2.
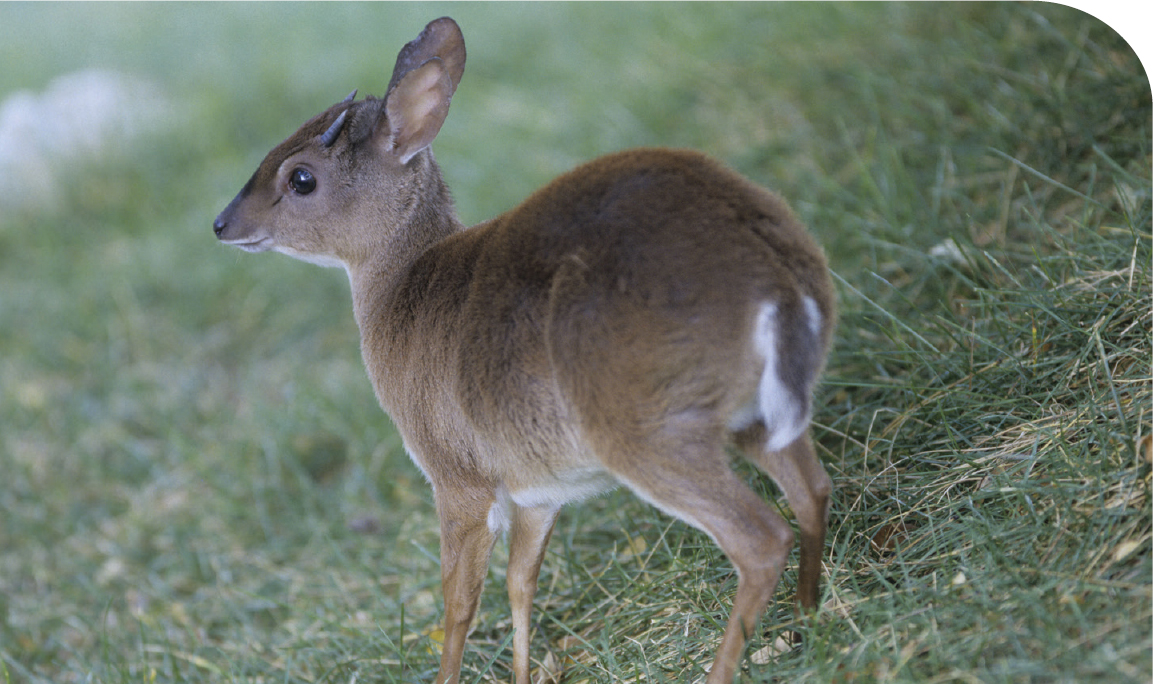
507,503,561,683
434,484,499,684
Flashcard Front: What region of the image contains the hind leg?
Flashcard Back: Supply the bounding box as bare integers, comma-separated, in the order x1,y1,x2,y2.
606,438,797,684
735,425,831,614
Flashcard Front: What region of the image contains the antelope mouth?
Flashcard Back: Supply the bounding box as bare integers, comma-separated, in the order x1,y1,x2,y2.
224,237,274,253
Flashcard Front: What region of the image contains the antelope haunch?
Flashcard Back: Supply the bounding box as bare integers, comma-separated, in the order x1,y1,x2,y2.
214,17,835,684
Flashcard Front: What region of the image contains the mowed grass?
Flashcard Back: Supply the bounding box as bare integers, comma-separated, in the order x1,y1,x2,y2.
0,3,1148,683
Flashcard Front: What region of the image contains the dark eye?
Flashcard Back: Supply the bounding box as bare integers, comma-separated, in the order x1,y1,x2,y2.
288,167,316,195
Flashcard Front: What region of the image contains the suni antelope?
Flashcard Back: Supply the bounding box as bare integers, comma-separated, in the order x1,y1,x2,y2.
214,17,835,684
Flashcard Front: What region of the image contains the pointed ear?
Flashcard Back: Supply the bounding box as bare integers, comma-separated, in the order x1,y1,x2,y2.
383,58,453,164
387,17,466,97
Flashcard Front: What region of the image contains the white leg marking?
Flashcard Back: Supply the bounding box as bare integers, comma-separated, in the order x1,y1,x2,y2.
487,486,513,535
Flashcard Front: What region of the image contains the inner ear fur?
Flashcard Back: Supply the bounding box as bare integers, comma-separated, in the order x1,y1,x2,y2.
384,58,454,164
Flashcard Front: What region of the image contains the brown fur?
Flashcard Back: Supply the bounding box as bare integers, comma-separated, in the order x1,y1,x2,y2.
215,17,835,684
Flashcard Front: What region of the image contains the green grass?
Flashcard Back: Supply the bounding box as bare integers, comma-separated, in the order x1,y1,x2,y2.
1,3,1148,683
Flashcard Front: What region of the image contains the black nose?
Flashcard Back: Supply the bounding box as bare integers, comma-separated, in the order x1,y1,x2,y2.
213,215,227,238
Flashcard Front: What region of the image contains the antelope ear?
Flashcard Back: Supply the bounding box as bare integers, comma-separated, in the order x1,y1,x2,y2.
383,57,453,164
387,17,466,97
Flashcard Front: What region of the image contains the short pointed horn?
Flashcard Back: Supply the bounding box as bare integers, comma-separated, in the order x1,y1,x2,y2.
320,110,349,147
342,89,357,104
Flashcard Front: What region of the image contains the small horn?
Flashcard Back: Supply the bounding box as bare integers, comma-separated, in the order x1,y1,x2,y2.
320,110,349,147
342,89,357,104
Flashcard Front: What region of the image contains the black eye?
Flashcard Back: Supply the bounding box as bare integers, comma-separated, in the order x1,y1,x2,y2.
288,167,316,195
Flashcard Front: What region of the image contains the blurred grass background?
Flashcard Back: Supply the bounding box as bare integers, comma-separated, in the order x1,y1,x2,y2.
0,3,1148,683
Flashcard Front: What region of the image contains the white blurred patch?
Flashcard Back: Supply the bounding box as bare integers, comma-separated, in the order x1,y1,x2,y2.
0,69,173,211
928,238,965,264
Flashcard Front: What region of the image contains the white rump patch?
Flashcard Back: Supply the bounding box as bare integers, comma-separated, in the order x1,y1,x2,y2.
752,302,810,451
